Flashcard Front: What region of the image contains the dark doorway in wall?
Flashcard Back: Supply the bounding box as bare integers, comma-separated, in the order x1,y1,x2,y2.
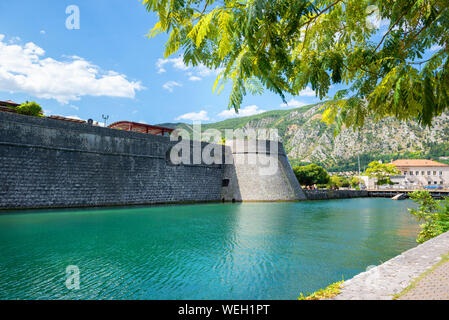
222,179,230,187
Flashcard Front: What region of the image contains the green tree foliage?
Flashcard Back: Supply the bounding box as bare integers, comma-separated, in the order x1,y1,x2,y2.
293,163,330,186
350,176,364,188
143,0,448,129
327,175,343,189
409,191,449,243
364,161,400,185
340,177,351,188
15,102,43,117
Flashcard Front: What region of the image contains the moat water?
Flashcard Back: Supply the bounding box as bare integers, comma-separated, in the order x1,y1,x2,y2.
0,199,420,300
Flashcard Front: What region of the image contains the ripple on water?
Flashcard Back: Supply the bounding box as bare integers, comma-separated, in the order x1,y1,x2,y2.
0,199,419,300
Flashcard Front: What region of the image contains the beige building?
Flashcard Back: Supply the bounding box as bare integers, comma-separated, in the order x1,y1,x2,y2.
390,159,449,189
360,159,449,189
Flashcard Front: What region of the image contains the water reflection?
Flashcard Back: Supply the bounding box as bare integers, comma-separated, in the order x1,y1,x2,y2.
0,199,419,300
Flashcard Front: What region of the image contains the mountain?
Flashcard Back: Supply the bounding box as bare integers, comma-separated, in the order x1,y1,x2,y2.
159,103,449,172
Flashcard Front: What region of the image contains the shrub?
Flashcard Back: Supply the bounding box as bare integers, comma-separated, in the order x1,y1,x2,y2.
350,177,363,188
293,164,330,187
327,176,343,189
15,102,43,117
409,191,449,243
298,280,344,300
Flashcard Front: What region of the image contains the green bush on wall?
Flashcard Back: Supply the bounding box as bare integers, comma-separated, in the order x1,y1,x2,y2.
15,101,44,117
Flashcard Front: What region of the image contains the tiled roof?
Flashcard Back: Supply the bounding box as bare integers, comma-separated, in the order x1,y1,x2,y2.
48,115,87,124
391,159,449,167
0,100,20,107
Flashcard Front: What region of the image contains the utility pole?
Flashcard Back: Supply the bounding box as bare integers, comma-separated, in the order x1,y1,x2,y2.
358,154,361,176
102,114,109,127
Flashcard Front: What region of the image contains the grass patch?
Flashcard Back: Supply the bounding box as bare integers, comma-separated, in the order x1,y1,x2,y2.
298,280,344,300
393,252,449,300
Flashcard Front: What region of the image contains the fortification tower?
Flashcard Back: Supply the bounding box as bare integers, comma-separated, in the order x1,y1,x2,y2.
221,139,306,202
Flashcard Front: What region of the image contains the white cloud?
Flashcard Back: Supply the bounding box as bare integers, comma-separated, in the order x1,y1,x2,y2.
68,104,79,111
298,86,316,97
40,30,46,35
132,110,138,114
189,76,202,82
8,36,21,43
175,110,210,122
162,81,182,92
156,55,222,81
279,87,315,108
156,57,189,74
0,34,144,104
280,98,307,108
218,105,265,119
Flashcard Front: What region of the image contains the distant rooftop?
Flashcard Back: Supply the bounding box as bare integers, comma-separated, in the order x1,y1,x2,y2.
108,121,174,136
48,115,87,124
0,100,20,108
391,159,449,167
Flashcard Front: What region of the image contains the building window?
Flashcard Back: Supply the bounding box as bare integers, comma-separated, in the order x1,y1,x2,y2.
440,171,443,176
410,171,413,175
222,179,230,187
428,181,432,185
422,171,425,175
428,171,431,175
434,181,438,184
434,171,437,175
404,171,407,175
416,171,419,175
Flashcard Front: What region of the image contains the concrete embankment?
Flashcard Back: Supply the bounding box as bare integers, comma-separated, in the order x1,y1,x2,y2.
332,231,449,300
304,190,369,200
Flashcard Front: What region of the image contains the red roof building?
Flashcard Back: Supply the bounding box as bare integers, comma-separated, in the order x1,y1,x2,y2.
108,121,175,136
48,115,87,124
391,159,449,168
0,100,20,114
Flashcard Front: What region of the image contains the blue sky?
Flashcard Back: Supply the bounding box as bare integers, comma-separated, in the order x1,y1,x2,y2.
0,0,324,125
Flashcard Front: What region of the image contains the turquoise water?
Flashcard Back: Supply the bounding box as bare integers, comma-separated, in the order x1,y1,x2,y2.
0,199,419,300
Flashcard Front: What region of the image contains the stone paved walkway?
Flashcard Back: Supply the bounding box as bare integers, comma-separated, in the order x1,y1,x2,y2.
332,231,449,300
399,260,449,300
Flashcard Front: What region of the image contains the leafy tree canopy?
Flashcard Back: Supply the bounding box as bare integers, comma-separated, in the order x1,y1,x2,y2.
364,160,400,185
143,0,448,130
15,102,43,117
350,176,364,188
293,163,330,186
328,175,344,189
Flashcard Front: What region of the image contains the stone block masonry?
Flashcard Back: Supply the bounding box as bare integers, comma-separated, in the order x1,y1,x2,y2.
0,112,224,209
0,112,306,209
221,139,307,201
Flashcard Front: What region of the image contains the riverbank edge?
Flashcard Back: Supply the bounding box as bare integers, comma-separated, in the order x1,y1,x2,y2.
331,231,449,300
304,190,368,200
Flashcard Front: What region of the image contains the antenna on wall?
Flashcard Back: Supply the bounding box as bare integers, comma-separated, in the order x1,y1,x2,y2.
102,114,109,127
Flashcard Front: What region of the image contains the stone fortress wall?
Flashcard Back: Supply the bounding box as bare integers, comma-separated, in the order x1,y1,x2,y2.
0,112,305,210
221,139,307,201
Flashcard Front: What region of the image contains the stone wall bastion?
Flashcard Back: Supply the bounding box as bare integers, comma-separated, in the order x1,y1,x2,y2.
0,112,306,209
